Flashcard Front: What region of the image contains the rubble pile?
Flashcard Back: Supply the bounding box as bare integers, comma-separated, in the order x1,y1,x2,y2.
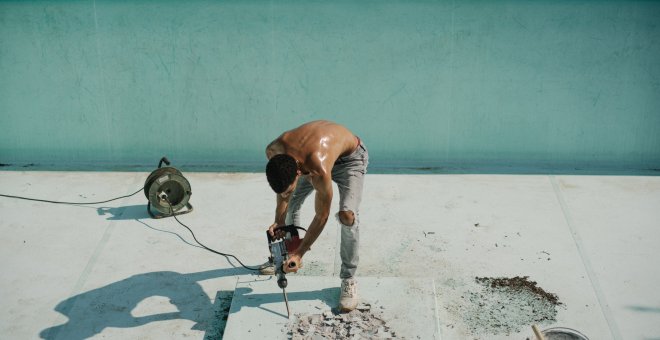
476,276,561,306
286,303,401,339
447,276,562,336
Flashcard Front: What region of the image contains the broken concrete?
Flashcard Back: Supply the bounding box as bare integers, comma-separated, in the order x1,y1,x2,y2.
286,303,398,339
222,276,439,339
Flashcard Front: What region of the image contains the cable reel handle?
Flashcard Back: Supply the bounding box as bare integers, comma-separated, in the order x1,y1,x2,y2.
158,157,171,169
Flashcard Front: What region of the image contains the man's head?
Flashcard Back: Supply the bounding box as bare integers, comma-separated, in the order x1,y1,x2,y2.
266,154,300,194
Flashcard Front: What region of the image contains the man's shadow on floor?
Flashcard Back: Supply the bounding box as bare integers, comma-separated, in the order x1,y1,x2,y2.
41,205,242,340
39,270,341,340
39,268,246,340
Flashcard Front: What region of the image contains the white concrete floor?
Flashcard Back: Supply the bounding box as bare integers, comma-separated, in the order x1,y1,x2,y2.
0,171,659,339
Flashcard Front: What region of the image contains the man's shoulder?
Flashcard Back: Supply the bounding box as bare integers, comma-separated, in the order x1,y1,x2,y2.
265,138,285,159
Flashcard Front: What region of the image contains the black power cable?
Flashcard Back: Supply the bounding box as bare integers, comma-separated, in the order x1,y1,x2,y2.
0,188,143,205
164,197,259,271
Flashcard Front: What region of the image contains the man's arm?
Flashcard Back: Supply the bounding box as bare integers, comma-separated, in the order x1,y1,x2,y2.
268,193,290,238
274,193,289,225
284,174,332,272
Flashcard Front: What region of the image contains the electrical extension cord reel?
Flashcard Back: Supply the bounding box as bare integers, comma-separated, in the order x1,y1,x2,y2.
144,157,193,219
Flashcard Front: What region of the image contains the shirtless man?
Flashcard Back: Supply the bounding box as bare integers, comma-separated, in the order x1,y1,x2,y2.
261,120,369,312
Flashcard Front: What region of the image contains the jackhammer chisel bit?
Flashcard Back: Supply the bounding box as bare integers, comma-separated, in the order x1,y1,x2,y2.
282,288,291,318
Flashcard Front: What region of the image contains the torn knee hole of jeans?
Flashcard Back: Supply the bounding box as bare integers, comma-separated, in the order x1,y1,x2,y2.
336,211,355,226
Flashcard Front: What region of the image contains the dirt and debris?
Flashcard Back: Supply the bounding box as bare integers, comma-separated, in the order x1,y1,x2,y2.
445,276,562,337
476,276,561,306
285,303,402,339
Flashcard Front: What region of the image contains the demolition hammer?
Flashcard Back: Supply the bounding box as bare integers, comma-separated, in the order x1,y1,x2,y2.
266,225,306,318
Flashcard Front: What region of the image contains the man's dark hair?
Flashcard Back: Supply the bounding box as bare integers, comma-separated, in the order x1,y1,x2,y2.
266,154,298,193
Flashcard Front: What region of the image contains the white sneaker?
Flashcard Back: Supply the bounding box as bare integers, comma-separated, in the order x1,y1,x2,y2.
258,261,275,275
339,278,358,312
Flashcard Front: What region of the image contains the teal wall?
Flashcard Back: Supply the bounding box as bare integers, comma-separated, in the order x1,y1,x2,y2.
1,1,659,173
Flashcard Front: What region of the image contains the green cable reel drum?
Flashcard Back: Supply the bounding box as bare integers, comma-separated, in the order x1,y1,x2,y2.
144,157,193,219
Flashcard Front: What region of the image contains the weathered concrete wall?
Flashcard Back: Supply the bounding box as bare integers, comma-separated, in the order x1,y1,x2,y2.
1,1,659,172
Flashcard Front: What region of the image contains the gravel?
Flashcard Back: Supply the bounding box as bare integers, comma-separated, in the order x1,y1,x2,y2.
285,303,402,339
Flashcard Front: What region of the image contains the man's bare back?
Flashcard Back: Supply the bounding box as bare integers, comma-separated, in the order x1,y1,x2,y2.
266,120,359,178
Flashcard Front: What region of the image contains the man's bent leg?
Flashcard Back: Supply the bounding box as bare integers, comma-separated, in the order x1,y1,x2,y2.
337,210,360,312
333,141,368,311
332,143,368,279
338,210,360,279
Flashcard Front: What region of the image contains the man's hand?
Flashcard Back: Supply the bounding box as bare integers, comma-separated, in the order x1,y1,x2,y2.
284,253,303,273
267,223,286,240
